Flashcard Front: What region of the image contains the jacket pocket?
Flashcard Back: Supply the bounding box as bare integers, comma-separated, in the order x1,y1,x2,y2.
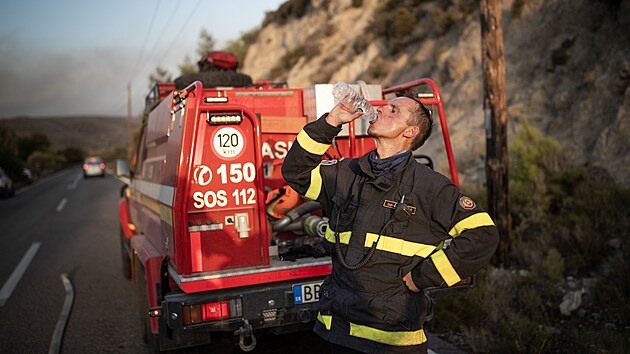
331,195,358,231
318,277,348,316
368,291,426,329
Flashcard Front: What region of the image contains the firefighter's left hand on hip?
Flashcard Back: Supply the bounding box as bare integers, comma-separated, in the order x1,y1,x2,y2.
403,272,420,292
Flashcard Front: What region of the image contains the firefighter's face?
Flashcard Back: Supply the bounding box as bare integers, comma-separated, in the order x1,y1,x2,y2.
368,97,418,142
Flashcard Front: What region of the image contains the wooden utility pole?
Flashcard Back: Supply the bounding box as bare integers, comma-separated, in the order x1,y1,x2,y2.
127,83,132,160
480,0,511,266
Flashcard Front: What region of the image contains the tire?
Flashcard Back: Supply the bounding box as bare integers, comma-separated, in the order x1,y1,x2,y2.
174,71,253,90
120,227,132,280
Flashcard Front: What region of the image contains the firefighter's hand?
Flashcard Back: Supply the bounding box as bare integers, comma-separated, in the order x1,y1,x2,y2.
326,103,363,127
403,272,420,292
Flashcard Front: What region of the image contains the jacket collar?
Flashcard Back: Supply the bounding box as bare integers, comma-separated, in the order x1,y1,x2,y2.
357,150,414,191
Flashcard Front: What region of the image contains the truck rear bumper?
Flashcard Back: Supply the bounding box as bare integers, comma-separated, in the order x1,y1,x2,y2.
163,276,327,333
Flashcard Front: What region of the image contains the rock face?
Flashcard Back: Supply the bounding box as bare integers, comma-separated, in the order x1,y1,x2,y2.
242,0,630,188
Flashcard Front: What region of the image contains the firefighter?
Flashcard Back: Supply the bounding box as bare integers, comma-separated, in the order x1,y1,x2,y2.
282,95,500,354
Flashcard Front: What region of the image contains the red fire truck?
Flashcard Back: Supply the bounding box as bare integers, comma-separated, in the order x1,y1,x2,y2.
117,54,460,352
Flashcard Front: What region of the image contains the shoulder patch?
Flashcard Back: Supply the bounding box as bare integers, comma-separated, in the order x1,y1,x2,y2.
458,196,476,210
321,159,338,166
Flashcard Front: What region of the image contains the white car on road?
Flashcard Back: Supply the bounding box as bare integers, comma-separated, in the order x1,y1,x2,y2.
83,157,106,178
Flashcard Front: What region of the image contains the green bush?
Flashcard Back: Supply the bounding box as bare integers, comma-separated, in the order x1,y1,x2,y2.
367,3,418,54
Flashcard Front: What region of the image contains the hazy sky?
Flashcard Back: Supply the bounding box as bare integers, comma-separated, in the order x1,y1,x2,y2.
0,0,285,118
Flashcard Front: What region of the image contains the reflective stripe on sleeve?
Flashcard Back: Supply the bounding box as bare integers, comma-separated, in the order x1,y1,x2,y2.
304,165,322,200
448,212,495,237
349,322,427,346
317,312,332,330
325,227,351,244
364,233,437,258
296,130,330,155
431,249,461,286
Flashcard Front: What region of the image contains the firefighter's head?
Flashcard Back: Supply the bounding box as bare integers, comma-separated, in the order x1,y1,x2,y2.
369,96,432,151
405,96,432,150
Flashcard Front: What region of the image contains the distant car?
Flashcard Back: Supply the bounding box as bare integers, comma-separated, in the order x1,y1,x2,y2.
83,157,106,177
0,167,15,197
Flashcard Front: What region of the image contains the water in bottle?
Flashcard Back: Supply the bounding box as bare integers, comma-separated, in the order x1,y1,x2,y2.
331,81,377,120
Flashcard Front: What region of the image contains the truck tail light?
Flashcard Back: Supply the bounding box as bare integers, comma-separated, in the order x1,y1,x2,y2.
82,164,88,170
182,298,242,325
100,163,105,169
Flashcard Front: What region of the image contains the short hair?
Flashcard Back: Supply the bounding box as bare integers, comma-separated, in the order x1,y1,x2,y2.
402,95,433,150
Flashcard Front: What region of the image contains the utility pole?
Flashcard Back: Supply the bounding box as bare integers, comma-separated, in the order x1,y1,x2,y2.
127,83,132,160
480,0,511,266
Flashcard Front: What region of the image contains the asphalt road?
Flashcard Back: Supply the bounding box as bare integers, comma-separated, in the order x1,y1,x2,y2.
0,168,464,354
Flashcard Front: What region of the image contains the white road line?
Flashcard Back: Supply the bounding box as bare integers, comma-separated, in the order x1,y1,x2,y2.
428,349,438,354
0,242,41,307
56,198,67,212
67,173,82,190
48,274,74,354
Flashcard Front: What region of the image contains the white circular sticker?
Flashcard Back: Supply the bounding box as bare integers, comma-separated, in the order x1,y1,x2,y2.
213,127,244,159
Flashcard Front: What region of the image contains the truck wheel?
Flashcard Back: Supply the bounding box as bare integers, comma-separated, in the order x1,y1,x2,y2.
120,227,132,280
174,71,253,90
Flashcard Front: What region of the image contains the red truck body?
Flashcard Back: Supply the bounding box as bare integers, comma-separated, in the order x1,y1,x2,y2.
118,77,458,352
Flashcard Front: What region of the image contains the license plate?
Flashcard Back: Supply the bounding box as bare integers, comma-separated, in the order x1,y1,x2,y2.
293,281,322,304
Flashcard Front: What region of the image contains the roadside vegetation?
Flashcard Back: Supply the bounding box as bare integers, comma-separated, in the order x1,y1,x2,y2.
0,121,126,188
427,121,630,353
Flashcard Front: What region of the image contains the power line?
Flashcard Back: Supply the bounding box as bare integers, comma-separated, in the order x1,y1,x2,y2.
128,0,163,83
141,1,183,73
156,0,203,71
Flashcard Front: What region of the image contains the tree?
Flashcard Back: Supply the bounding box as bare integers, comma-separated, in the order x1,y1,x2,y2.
178,55,197,75
0,122,26,182
0,122,18,155
26,151,61,178
148,66,172,87
59,146,86,164
17,133,51,161
196,28,216,58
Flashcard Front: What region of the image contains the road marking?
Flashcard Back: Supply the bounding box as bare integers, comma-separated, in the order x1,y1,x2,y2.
67,173,82,190
429,350,437,354
0,242,41,307
56,198,67,212
48,274,74,354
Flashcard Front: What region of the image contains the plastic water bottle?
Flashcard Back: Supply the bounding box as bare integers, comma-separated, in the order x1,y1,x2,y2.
331,81,377,120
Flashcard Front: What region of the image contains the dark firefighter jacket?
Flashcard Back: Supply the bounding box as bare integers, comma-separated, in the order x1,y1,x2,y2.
281,116,500,354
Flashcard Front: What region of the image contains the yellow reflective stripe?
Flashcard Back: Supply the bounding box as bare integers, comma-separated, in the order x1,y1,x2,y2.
304,165,322,200
431,250,461,286
448,212,495,237
297,130,330,155
364,233,436,258
325,228,351,244
317,312,332,330
350,322,427,346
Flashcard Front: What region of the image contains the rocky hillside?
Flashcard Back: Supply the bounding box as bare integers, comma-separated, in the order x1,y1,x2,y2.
241,0,630,187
